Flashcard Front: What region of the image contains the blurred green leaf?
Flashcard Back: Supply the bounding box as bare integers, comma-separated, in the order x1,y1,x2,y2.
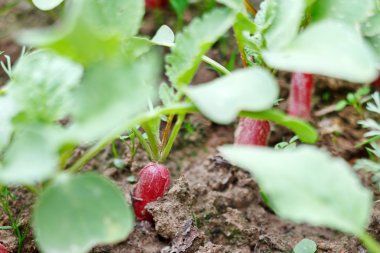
293,239,317,253
0,97,19,151
0,127,58,184
8,50,83,123
368,35,380,64
362,13,380,37
186,67,279,124
170,0,189,17
216,0,244,11
18,0,144,65
70,53,160,142
81,0,144,38
311,0,375,25
335,100,348,111
32,0,64,10
263,21,378,83
152,25,175,47
220,145,372,235
33,173,134,253
166,8,235,88
159,83,176,106
265,0,305,50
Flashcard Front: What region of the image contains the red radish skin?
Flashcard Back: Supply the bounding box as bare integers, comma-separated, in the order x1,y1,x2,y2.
132,163,171,221
0,244,8,253
145,0,168,9
288,72,314,119
372,75,380,88
234,118,271,146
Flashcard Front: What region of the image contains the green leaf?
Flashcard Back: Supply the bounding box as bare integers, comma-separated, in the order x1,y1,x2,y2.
216,0,244,11
185,67,279,124
263,21,378,83
81,0,144,38
311,0,375,25
265,0,306,50
152,25,175,47
362,13,380,37
240,109,318,144
18,0,144,65
159,83,176,106
0,97,19,151
254,0,276,32
368,35,380,64
8,50,83,123
170,0,189,17
335,100,348,111
219,145,372,235
32,0,64,10
71,53,160,142
166,8,235,88
293,239,317,253
33,173,134,253
0,127,58,185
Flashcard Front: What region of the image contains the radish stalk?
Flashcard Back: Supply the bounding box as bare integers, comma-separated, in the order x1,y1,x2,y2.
145,0,168,9
234,118,271,146
288,72,314,119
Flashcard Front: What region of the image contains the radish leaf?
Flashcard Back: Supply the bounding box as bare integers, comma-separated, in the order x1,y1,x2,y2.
166,8,235,88
220,145,372,235
33,173,134,253
263,21,378,83
186,67,279,124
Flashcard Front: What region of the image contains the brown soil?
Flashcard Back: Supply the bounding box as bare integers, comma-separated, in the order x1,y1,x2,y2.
1,1,380,253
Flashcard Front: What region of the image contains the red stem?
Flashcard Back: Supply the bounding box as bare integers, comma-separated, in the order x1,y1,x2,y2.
234,118,271,146
288,72,314,119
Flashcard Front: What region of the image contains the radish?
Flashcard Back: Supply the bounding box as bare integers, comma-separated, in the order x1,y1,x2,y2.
145,0,168,9
372,75,380,88
132,163,171,221
288,72,314,119
0,244,8,253
234,118,271,146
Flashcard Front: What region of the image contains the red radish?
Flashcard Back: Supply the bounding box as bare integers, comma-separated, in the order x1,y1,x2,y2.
372,75,380,88
288,72,314,119
234,118,270,146
145,0,168,9
0,244,8,253
132,163,171,221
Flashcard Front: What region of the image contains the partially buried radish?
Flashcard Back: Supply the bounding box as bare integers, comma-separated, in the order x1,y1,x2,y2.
234,118,271,146
0,244,8,253
372,74,380,88
145,0,169,9
288,72,314,119
132,163,171,221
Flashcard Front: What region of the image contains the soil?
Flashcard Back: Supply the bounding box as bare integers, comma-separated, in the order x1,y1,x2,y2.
1,1,380,253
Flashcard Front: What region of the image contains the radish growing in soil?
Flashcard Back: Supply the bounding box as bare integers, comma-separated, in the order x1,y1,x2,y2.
0,244,8,253
372,75,380,88
145,0,168,9
132,163,171,221
234,118,270,146
288,73,314,119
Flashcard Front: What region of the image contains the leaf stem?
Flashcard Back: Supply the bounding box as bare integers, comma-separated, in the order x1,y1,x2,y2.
141,122,161,161
201,55,231,75
68,104,196,173
359,232,380,253
132,128,154,161
160,40,230,76
244,0,257,16
67,104,317,173
159,113,186,163
161,114,175,149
